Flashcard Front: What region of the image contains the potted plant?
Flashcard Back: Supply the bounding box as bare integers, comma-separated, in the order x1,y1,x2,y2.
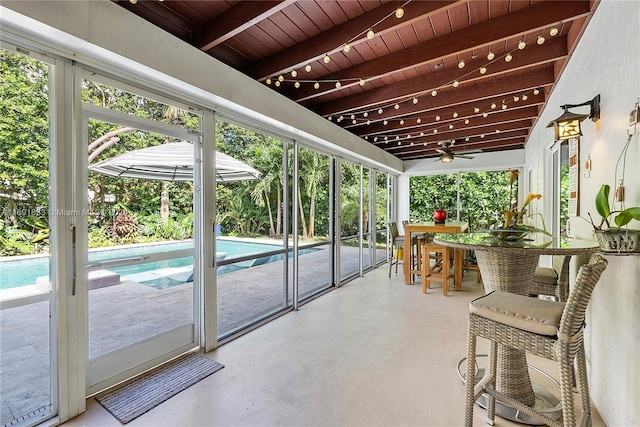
588,184,640,253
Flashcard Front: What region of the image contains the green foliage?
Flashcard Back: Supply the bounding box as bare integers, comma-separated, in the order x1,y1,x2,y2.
410,171,512,230
591,184,640,230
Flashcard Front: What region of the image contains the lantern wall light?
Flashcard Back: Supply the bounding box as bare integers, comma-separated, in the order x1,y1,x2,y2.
547,94,601,141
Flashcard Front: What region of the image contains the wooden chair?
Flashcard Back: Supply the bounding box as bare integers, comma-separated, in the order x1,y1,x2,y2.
463,254,607,427
421,241,453,295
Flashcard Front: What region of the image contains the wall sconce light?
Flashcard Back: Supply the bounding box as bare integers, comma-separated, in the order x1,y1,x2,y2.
547,94,601,140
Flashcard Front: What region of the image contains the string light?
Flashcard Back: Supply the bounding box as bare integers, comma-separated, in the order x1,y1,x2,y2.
305,64,312,72
480,67,487,74
533,88,540,95
464,119,469,124
350,114,355,119
275,81,281,87
399,119,405,125
394,103,400,109
366,120,371,125
278,75,284,82
294,81,300,88
314,82,320,89
550,27,559,36
363,112,368,117
395,7,404,18
502,103,507,110
431,90,438,96
453,112,458,118
518,40,526,50
324,54,331,63
359,79,366,86
343,43,351,53
491,103,496,109
435,115,441,121
433,129,438,133
416,118,422,124
458,60,465,69
367,29,375,39
514,96,520,102
378,108,383,114
522,94,528,101
537,35,545,45
505,53,513,62
335,81,341,88
452,80,459,88
482,112,488,118
383,120,388,125
449,124,454,129
474,107,480,113
487,51,495,60
413,97,418,104
352,119,357,124
266,78,272,85
291,70,297,78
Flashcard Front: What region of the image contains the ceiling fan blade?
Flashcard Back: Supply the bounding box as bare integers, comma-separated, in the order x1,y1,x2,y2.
436,149,447,154
455,154,475,159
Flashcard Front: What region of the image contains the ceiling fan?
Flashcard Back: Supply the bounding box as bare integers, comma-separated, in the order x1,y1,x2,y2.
435,140,477,163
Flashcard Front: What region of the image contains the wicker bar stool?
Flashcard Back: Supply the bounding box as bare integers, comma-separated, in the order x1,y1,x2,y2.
388,222,417,278
463,254,607,427
525,255,571,302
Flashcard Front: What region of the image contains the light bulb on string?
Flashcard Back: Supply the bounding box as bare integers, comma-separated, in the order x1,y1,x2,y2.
433,129,438,134
464,119,469,124
305,64,312,72
452,80,459,88
453,112,458,118
487,51,495,60
502,103,507,110
363,112,368,118
482,112,488,118
458,60,465,69
399,119,405,125
395,7,404,18
435,115,440,121
378,108,383,114
416,118,422,124
374,136,378,142
514,96,520,102
343,43,351,53
291,70,297,78
480,67,487,74
367,29,375,40
449,124,454,129
550,27,559,36
350,114,355,119
266,78,272,85
491,103,496,109
323,54,331,63
420,131,424,136
314,81,320,89
413,97,418,104
522,95,528,101
394,104,400,110
359,78,365,86
294,81,300,88
474,107,480,113
518,40,526,50
505,53,513,62
366,120,371,125
328,116,332,121
383,120,388,125
278,75,284,82
537,35,545,45
275,81,281,87
335,81,341,88
431,90,437,96
352,119,356,124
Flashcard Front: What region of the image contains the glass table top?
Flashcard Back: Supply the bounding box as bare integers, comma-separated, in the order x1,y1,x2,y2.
433,232,599,254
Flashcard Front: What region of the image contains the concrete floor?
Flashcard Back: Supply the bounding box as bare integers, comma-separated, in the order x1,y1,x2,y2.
62,268,604,427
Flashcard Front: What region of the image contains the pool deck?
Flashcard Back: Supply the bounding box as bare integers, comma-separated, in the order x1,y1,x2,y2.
0,244,383,426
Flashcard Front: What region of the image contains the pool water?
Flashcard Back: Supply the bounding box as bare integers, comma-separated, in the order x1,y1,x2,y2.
0,239,313,290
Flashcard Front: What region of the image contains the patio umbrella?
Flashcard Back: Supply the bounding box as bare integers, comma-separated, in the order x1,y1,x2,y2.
88,142,261,182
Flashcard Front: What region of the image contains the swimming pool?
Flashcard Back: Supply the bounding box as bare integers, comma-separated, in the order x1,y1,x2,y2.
0,239,312,290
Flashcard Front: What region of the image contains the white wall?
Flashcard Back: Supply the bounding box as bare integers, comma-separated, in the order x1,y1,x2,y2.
524,1,640,425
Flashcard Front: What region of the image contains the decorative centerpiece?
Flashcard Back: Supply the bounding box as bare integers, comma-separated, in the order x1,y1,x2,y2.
433,208,447,224
487,169,546,240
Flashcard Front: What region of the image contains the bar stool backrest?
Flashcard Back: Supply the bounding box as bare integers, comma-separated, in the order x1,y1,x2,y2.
558,254,607,340
389,222,400,239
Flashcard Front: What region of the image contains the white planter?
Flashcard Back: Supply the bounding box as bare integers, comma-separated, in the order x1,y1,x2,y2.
593,229,640,253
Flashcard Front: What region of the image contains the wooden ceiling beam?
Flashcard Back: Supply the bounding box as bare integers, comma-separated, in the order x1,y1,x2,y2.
393,131,528,159
294,1,589,101
307,35,566,111
361,106,539,143
351,95,544,135
373,119,531,151
195,1,295,51
331,69,553,126
245,1,460,80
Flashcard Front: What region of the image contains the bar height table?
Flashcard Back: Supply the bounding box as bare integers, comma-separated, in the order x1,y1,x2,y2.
434,232,599,424
402,221,468,287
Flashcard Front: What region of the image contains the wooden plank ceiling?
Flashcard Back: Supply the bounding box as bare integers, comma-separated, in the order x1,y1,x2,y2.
113,0,597,162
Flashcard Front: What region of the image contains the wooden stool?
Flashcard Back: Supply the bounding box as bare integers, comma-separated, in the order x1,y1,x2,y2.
421,242,452,296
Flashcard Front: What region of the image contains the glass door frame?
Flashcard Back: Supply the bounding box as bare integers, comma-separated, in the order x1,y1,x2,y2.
79,80,203,395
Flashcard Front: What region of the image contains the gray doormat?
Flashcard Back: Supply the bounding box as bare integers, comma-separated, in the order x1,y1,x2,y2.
95,352,224,424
